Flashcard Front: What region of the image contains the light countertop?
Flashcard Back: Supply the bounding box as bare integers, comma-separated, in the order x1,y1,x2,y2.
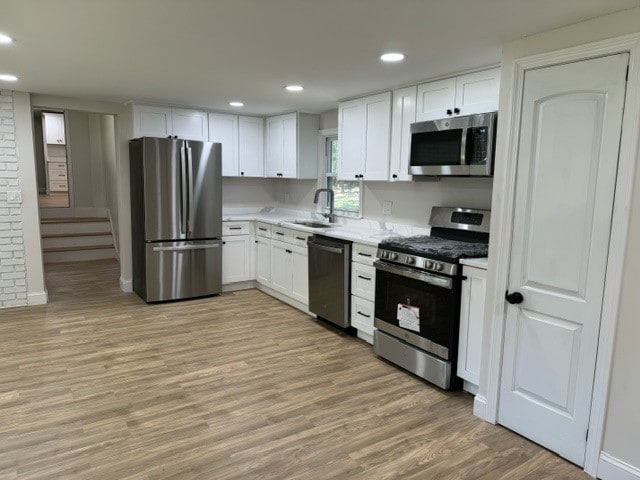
460,257,489,269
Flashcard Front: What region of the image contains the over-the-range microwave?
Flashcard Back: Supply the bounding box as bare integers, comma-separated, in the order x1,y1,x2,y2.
409,111,497,177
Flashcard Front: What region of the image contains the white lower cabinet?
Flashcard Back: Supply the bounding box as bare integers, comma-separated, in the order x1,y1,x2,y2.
221,221,254,285
269,237,309,306
350,242,377,344
457,265,487,393
255,236,271,286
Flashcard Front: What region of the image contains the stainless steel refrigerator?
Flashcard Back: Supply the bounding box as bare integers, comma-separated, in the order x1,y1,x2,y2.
129,137,222,302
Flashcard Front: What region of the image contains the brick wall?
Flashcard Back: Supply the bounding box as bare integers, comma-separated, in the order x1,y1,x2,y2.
0,90,27,308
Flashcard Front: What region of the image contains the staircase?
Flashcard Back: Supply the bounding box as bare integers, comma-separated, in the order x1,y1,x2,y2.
40,214,117,263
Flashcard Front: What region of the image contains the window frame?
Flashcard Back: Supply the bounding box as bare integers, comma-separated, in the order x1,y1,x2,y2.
317,129,363,219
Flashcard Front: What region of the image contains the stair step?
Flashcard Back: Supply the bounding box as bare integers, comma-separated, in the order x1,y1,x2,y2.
43,244,114,253
43,248,116,264
41,231,112,239
41,217,109,224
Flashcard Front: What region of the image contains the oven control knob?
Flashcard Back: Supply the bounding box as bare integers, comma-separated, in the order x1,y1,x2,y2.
389,252,398,261
425,260,434,269
434,263,444,272
380,251,388,259
405,256,415,265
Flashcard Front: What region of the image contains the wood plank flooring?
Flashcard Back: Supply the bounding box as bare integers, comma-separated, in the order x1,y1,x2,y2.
0,260,590,479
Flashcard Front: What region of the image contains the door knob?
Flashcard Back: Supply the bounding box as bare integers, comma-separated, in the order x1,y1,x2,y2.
505,291,524,304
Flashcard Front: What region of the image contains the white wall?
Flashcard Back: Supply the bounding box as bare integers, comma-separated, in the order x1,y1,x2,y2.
478,7,640,474
223,177,278,209
100,115,119,250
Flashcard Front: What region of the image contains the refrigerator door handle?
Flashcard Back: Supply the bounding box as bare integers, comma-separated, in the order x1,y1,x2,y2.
180,145,188,235
187,144,195,235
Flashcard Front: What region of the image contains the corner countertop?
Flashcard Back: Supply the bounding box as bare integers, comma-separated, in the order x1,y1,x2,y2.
460,257,489,269
222,210,430,247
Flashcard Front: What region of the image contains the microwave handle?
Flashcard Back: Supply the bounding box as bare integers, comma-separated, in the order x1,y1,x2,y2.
460,127,468,166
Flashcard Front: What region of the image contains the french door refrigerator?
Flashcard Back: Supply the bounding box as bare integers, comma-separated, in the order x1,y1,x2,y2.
129,137,222,302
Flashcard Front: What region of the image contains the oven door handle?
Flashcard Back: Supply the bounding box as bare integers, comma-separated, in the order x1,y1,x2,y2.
374,260,453,289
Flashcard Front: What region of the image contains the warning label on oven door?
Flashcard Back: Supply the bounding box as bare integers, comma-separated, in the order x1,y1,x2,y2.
397,304,420,332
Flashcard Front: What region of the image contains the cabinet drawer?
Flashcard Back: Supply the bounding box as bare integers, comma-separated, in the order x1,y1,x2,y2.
49,181,68,192
271,226,291,243
256,222,271,238
48,170,68,181
222,221,250,236
289,229,310,247
351,296,374,336
353,243,377,266
47,161,67,171
351,263,376,301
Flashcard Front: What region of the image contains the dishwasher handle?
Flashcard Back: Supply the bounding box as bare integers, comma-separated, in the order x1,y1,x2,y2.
307,241,344,255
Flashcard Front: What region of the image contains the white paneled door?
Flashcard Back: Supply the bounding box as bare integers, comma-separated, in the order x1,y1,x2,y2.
499,54,628,466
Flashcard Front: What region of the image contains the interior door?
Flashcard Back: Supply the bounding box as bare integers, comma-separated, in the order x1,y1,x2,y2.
499,53,628,466
186,141,222,239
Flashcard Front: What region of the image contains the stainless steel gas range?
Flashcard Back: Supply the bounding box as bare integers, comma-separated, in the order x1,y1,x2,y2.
373,207,490,390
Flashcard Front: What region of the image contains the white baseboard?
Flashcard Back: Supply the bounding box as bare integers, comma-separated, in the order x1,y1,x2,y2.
120,276,133,293
598,453,640,480
222,280,256,292
473,394,492,422
27,290,48,306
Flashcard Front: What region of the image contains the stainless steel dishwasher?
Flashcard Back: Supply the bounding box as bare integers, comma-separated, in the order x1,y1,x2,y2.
307,235,352,328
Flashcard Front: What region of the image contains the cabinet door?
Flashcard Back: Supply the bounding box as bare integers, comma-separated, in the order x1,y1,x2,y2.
281,113,298,178
457,266,487,386
454,68,500,116
363,92,391,181
238,116,265,177
270,240,292,295
337,98,364,180
222,236,251,284
389,86,416,181
255,236,271,286
133,105,172,138
265,116,284,177
290,244,308,305
44,113,65,144
209,113,239,177
416,78,456,122
172,108,208,141
351,295,374,340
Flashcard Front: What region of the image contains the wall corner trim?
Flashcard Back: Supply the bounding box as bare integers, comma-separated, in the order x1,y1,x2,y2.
27,291,48,306
599,453,640,480
473,395,492,422
120,277,133,293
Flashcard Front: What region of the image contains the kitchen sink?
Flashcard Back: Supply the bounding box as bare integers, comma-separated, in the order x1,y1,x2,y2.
292,220,333,228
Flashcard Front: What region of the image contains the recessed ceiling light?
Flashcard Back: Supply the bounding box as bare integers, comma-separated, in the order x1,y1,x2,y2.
380,53,405,63
0,34,14,44
285,85,303,92
229,101,244,107
0,74,18,82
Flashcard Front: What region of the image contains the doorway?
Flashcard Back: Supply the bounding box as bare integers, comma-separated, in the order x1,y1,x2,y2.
34,110,71,208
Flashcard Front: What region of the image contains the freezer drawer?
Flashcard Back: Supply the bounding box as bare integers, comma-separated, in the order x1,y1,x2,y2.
142,239,222,302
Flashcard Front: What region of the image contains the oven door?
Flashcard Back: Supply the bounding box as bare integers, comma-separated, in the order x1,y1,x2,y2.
374,260,460,360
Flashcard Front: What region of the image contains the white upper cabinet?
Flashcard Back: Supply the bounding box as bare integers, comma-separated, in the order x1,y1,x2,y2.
43,112,66,145
132,105,172,138
238,116,265,177
265,112,319,179
416,67,500,121
338,91,391,181
209,113,239,177
389,86,417,181
132,105,208,140
171,108,208,141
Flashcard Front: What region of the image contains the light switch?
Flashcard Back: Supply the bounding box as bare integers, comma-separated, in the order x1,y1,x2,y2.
6,190,22,204
382,201,393,216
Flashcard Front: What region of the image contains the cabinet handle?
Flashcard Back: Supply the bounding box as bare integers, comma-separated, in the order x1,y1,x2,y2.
446,109,453,116
240,172,244,176
259,228,267,232
255,240,258,244
392,174,398,179
461,275,468,281
357,252,372,257
285,249,292,254
228,227,242,230
454,107,460,115
222,241,226,245
357,311,371,318
275,232,284,236
357,275,371,281
296,236,305,241
355,174,359,179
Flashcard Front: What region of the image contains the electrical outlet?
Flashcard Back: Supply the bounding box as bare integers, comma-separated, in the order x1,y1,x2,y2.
382,200,393,216
6,190,22,204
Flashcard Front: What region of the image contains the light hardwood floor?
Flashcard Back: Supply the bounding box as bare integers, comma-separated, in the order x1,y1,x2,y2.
0,260,590,479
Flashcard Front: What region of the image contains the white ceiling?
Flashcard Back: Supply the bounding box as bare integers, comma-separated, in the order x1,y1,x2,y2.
2,0,639,115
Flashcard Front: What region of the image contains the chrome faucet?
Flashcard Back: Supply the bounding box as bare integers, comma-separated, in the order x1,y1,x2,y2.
313,188,335,223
